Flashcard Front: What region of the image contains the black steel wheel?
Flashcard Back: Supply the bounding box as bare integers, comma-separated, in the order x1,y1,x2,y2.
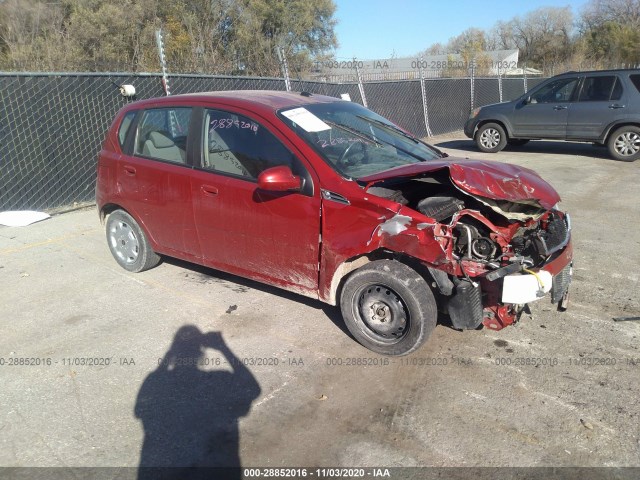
339,260,437,356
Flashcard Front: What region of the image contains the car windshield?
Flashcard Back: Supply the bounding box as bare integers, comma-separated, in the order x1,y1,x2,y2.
278,101,443,179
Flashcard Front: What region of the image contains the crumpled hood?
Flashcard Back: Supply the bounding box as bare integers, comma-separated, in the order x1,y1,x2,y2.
361,157,561,210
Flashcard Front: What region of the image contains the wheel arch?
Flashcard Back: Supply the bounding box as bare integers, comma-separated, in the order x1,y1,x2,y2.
327,249,442,306
100,203,159,250
475,118,513,139
602,122,640,144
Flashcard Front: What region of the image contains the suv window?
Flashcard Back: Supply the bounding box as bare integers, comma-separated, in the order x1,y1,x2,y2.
118,111,136,148
134,108,191,164
630,75,640,94
202,109,300,180
530,78,578,103
578,76,622,101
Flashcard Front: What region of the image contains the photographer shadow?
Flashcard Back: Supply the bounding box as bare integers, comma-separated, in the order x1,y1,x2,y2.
135,326,261,480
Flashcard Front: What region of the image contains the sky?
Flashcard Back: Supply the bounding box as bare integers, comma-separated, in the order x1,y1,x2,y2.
333,0,590,60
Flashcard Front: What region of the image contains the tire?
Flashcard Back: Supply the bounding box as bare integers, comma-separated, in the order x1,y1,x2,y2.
607,126,640,162
339,260,437,356
105,210,161,272
507,139,529,147
475,122,507,153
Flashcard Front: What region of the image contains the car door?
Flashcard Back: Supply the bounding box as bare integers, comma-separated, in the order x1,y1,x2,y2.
117,106,201,259
191,107,322,296
510,77,579,138
566,75,626,140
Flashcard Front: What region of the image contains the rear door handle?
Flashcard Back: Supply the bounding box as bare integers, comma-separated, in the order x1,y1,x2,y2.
553,105,568,111
609,104,626,109
201,185,219,197
123,165,136,176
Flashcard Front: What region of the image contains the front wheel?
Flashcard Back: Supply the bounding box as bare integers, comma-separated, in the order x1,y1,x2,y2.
475,123,507,153
608,126,640,162
339,260,437,356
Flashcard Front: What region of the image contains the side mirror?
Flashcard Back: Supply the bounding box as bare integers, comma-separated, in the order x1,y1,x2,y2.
257,165,301,192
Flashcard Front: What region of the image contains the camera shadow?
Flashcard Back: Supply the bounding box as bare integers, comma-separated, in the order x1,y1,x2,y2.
135,326,261,480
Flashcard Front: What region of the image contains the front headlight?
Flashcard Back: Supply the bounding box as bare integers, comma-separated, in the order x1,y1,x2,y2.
469,107,481,119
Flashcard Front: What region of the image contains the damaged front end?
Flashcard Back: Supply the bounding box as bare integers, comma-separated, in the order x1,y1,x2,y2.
361,159,573,331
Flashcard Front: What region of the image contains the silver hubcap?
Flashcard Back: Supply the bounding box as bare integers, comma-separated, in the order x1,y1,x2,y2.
614,132,640,157
480,128,501,149
109,221,139,264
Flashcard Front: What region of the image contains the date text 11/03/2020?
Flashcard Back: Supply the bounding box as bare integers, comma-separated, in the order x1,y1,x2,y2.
313,60,518,70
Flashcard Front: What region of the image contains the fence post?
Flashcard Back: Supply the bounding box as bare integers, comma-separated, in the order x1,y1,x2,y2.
354,58,368,107
523,62,528,93
418,57,433,137
276,47,291,92
155,28,170,95
469,61,475,111
498,64,503,103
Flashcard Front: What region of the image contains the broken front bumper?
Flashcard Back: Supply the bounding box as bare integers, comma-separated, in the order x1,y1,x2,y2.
447,241,573,331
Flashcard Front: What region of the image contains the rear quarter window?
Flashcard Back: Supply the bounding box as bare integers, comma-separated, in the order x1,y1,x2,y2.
630,75,640,94
118,111,136,148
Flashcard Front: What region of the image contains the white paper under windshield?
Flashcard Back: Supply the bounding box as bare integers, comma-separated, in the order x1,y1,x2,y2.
281,107,331,132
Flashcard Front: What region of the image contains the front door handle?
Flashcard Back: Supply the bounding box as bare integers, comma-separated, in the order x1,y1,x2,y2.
553,105,568,111
123,165,136,176
201,185,219,197
609,104,626,109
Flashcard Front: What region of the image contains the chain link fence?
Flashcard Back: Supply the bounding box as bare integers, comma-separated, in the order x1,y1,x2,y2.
0,72,541,211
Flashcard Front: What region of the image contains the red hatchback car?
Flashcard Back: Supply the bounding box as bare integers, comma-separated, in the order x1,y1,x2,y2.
96,90,573,355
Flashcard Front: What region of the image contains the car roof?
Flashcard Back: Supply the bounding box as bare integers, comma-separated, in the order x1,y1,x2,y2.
554,68,640,77
124,90,341,113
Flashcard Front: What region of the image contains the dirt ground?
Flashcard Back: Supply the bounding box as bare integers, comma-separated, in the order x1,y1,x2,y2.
1,134,639,476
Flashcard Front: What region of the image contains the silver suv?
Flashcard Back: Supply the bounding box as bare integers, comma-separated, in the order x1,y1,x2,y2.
464,69,640,161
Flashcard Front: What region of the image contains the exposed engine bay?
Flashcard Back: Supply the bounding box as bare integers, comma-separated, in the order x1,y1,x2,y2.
366,169,572,332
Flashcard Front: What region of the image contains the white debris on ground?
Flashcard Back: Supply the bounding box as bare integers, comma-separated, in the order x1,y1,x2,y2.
0,211,51,227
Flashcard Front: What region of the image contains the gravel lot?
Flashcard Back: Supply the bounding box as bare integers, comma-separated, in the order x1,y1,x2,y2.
1,135,639,475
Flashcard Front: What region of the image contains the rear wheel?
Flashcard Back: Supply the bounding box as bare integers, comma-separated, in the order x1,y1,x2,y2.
475,123,507,153
339,260,437,356
106,210,160,272
608,126,640,162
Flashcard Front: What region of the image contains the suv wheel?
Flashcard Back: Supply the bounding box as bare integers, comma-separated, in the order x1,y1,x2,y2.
608,126,640,162
475,123,507,153
339,260,437,356
106,210,161,272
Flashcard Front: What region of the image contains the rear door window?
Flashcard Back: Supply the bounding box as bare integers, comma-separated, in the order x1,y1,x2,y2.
578,76,622,101
630,75,640,93
134,107,192,164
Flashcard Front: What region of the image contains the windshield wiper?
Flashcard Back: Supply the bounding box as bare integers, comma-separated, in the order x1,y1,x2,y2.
324,119,429,164
323,120,384,147
355,115,420,143
355,115,446,157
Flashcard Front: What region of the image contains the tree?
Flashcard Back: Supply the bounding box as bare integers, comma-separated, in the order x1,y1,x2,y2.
580,0,640,65
0,0,338,74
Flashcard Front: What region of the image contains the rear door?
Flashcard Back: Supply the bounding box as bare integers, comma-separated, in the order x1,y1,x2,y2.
117,106,201,259
191,107,322,296
567,74,626,140
510,77,579,138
